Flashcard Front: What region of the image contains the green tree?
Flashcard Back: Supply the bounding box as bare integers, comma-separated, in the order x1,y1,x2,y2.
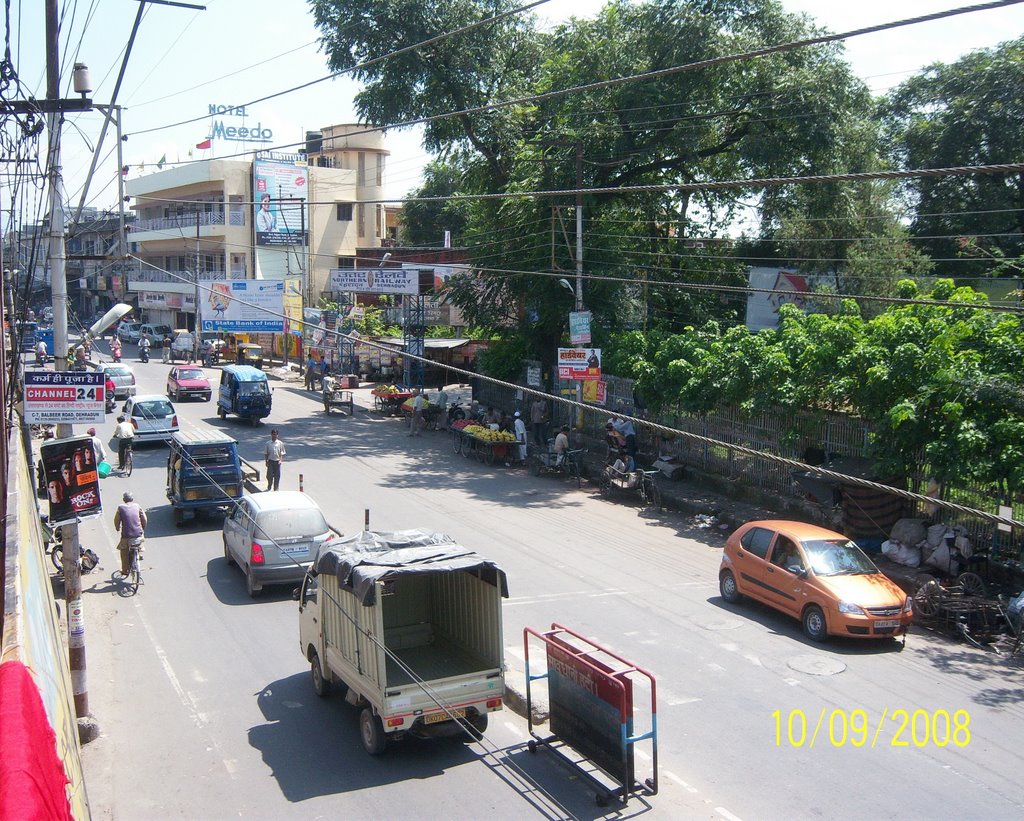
880,36,1024,278
400,161,471,245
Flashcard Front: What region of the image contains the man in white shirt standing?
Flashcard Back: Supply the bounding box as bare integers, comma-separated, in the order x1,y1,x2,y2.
513,411,528,465
408,388,424,437
263,429,286,491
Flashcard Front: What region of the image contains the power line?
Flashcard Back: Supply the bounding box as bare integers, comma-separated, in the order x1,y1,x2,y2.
126,0,553,137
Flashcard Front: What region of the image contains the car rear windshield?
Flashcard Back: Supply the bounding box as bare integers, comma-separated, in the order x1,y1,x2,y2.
106,366,131,377
177,368,204,379
255,509,328,541
803,539,877,576
133,399,173,418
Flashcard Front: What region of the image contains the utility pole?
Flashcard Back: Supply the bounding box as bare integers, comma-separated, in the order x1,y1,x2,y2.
45,0,96,741
574,141,584,428
194,211,201,362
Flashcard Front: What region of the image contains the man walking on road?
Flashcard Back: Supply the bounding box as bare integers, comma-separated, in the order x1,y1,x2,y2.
161,334,172,364
263,429,286,491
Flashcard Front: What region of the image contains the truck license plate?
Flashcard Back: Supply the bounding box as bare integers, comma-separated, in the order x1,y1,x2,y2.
874,619,900,629
424,708,465,725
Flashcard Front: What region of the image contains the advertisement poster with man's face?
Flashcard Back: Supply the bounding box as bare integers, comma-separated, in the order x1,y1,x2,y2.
253,158,308,247
40,436,103,525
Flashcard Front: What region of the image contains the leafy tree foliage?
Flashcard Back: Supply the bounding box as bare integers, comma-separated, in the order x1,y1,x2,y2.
880,36,1024,278
399,161,471,246
608,281,1024,488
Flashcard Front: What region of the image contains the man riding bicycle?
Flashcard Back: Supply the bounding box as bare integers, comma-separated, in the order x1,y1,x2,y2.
113,414,134,470
113,491,147,576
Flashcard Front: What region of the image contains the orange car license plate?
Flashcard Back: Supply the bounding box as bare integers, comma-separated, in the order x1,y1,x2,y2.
424,708,465,725
874,619,900,629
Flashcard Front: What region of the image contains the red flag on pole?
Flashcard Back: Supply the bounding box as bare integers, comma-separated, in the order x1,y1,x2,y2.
196,139,212,150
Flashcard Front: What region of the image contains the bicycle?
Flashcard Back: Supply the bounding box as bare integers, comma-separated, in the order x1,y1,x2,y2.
117,440,134,476
116,537,144,595
530,447,584,488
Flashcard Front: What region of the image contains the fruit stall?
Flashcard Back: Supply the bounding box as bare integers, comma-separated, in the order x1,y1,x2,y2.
449,419,519,465
371,384,413,415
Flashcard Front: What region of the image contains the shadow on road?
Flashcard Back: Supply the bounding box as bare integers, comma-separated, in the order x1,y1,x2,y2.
248,673,476,802
204,557,298,606
705,596,905,656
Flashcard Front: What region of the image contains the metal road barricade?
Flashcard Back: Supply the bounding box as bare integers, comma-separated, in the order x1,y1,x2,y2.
524,623,658,807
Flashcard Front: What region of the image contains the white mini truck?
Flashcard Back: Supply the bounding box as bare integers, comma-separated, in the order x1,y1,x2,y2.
298,530,507,755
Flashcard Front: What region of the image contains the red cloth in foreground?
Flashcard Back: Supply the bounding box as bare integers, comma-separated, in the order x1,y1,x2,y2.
0,660,72,820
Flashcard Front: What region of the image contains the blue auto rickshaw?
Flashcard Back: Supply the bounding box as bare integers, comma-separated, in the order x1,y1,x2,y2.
166,428,247,525
217,365,271,425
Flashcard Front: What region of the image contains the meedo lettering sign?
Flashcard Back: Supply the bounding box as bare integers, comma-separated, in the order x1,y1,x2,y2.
557,347,601,381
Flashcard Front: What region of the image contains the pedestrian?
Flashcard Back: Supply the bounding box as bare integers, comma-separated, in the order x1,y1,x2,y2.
161,334,172,363
513,410,528,465
113,414,135,470
530,395,548,447
114,491,148,573
263,428,286,491
408,388,424,436
35,338,47,365
87,426,107,467
304,354,317,390
319,357,331,391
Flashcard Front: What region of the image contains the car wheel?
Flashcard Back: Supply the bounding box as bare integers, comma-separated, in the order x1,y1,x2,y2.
719,570,741,603
802,605,828,642
311,652,330,697
174,388,181,403
360,708,387,756
223,535,234,566
245,566,261,598
218,406,226,419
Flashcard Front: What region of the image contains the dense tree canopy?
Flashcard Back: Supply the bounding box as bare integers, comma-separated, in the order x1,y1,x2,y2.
880,36,1024,278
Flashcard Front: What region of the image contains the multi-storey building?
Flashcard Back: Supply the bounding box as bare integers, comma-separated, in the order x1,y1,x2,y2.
124,124,390,329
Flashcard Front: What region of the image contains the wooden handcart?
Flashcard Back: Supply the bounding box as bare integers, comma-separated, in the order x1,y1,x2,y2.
323,388,355,415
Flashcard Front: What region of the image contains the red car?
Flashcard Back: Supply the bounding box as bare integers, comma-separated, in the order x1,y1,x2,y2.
166,365,212,402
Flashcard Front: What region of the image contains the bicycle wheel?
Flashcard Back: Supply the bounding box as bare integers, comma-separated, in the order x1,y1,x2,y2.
124,448,134,477
645,479,662,510
452,430,462,455
50,544,63,572
126,549,141,595
568,458,582,488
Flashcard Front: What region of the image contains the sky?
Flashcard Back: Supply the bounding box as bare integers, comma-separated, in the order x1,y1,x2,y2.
6,0,1024,222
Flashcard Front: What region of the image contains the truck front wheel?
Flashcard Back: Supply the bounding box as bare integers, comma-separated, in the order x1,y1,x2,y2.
360,708,387,755
310,652,330,697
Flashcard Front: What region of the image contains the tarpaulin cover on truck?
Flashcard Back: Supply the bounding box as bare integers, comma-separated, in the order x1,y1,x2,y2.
312,529,509,605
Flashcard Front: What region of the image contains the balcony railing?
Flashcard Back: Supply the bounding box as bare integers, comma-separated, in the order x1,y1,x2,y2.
133,211,226,233
130,268,227,284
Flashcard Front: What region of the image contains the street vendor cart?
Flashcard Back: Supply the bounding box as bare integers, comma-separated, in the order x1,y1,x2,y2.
450,421,518,466
371,385,413,416
323,386,355,415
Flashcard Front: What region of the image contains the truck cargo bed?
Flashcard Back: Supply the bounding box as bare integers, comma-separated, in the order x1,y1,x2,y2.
386,635,493,686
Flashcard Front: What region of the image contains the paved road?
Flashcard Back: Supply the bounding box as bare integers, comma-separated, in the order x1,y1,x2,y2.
74,355,1024,820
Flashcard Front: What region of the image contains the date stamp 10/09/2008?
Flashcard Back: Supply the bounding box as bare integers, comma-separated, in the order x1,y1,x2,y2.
772,708,971,749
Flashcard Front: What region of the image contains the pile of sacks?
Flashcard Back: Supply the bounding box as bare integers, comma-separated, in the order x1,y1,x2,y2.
881,518,973,573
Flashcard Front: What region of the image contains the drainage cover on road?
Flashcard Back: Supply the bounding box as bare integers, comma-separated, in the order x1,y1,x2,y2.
787,655,846,676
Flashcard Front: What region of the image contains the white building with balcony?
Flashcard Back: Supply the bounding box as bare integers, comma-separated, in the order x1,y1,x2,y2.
124,124,390,329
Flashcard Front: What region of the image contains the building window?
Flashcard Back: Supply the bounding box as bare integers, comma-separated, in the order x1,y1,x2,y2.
375,204,383,238
336,202,353,221
358,152,366,186
336,256,356,269
376,153,384,187
357,203,366,238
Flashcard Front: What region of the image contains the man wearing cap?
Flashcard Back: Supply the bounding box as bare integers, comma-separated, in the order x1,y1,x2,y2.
87,426,107,467
513,410,528,465
114,491,148,575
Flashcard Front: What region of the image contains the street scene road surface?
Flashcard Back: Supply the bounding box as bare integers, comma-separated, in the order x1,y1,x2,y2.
76,358,1024,820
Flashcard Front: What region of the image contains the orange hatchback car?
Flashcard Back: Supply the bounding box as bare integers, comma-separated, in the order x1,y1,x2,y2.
719,520,912,641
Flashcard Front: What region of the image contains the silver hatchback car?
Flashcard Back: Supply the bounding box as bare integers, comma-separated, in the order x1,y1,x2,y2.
222,491,334,597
